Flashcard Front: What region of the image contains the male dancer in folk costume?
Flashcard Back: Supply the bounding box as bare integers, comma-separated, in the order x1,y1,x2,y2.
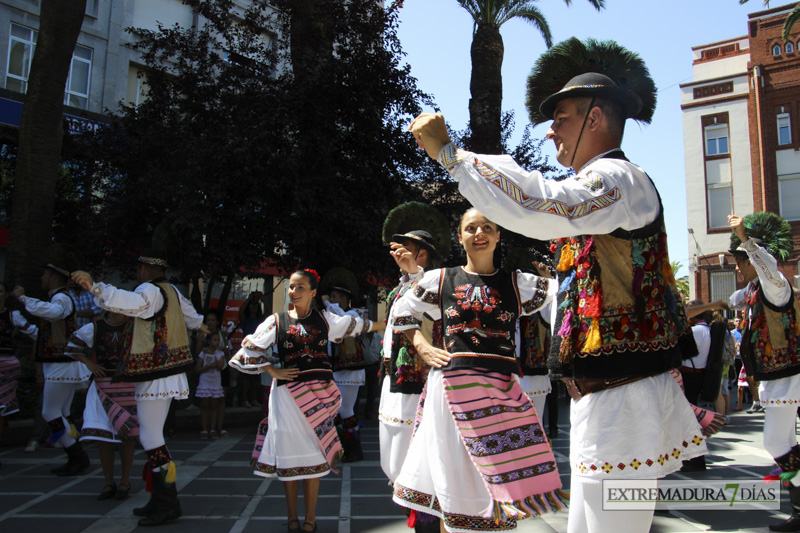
66,311,138,501
409,38,704,532
321,267,372,463
12,244,92,477
379,202,450,533
727,213,800,532
72,250,207,527
508,249,555,420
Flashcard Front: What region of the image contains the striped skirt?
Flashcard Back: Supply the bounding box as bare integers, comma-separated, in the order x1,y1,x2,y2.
0,354,20,417
80,377,139,443
251,379,342,480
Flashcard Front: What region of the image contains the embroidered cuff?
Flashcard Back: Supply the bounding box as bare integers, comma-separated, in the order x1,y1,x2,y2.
438,142,465,171
742,238,761,253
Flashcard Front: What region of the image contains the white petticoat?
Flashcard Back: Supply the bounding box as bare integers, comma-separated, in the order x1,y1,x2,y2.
760,374,800,406
253,381,332,481
43,361,91,383
570,371,707,481
519,374,551,417
134,373,189,401
80,381,133,443
333,368,365,386
378,377,418,482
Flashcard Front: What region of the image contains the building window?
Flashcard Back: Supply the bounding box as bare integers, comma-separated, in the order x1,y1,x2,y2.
5,24,93,110
710,270,737,319
6,23,37,94
707,182,733,228
704,124,729,156
778,113,792,145
780,171,800,221
788,42,796,54
774,44,782,56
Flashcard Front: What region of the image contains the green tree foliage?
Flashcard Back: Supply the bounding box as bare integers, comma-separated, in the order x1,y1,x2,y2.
82,0,435,296
671,260,690,300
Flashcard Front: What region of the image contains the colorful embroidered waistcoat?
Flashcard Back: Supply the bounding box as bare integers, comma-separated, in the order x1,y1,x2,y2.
93,319,134,372
519,312,551,376
330,330,365,372
438,267,521,374
116,280,193,383
275,310,333,385
36,288,78,363
385,278,439,394
548,156,694,381
0,309,16,358
740,282,800,381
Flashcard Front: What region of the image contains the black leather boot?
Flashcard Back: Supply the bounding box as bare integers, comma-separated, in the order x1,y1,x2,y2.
57,441,90,476
137,473,182,527
770,484,800,531
133,497,154,517
342,430,363,463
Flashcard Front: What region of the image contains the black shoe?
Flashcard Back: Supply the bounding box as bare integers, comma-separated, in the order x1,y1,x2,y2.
548,428,559,439
137,474,182,527
97,483,117,501
57,441,90,477
680,455,707,472
288,519,301,533
116,482,131,500
771,484,800,531
50,461,70,475
342,437,364,463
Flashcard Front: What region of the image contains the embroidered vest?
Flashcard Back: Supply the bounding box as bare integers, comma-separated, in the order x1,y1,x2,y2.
331,331,366,371
740,281,800,381
115,280,193,382
438,267,520,374
0,309,16,358
385,278,438,394
519,312,551,376
548,153,694,381
36,288,78,363
275,310,333,385
93,319,134,372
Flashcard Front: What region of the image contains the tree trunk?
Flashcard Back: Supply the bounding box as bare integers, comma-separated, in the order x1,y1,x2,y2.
468,23,504,155
6,0,86,293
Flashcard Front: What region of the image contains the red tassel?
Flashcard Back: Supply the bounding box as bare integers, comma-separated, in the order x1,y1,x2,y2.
407,509,417,528
143,464,153,492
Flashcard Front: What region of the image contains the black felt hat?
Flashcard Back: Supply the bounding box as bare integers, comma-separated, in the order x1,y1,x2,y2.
538,72,643,122
389,230,443,264
382,201,451,267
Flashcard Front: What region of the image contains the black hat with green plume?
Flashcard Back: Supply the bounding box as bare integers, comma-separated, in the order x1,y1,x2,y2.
729,211,794,262
382,201,451,267
320,267,361,302
526,37,657,126
43,243,84,277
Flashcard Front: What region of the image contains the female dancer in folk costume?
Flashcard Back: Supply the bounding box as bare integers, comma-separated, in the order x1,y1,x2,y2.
0,281,37,460
13,245,92,477
391,208,565,533
66,311,138,501
230,269,383,533
379,202,450,533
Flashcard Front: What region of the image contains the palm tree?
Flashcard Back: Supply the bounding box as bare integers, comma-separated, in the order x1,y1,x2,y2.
456,0,605,155
739,1,800,41
671,260,690,300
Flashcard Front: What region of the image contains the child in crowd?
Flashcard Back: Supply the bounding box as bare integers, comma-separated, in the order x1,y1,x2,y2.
196,332,226,440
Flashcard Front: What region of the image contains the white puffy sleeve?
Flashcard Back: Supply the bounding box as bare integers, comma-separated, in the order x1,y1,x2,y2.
741,238,792,308
64,322,95,360
323,309,372,341
390,269,443,331
230,314,279,374
439,144,660,240
515,271,557,317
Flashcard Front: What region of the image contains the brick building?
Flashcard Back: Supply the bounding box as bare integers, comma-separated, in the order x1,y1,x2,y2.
681,3,800,306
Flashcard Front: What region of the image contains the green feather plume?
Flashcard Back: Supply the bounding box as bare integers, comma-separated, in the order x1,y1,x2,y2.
381,201,451,264
526,37,657,125
729,211,794,261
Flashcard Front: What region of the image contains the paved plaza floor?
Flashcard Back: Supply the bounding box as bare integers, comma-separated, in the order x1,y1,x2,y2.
0,396,793,532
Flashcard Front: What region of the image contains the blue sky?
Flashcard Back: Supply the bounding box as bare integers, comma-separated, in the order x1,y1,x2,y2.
396,0,795,276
